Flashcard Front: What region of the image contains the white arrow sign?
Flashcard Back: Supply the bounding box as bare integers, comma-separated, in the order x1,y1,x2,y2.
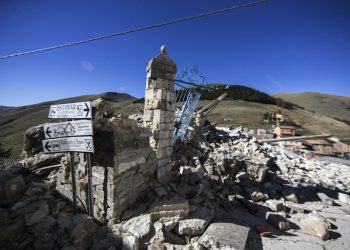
42,136,94,153
43,120,93,139
48,101,91,119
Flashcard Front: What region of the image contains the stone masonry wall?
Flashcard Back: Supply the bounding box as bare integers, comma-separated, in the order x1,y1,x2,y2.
55,117,157,223
143,45,177,183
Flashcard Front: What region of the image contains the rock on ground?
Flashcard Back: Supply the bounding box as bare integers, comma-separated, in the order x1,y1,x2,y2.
198,222,250,250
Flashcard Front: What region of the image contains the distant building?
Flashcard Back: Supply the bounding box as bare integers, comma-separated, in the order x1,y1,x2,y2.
274,126,296,138
275,113,284,122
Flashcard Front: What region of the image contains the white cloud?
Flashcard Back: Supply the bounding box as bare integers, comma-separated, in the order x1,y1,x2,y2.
81,60,94,71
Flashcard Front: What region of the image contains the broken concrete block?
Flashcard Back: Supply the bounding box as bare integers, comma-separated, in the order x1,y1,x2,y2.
300,212,331,240
0,174,26,205
338,192,350,205
122,235,139,250
176,218,210,236
285,202,310,214
266,200,284,212
150,200,189,220
122,214,152,238
317,193,334,206
158,216,180,232
266,212,290,231
198,222,249,250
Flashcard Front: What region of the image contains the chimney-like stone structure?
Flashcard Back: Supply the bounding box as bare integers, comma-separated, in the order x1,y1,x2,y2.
144,45,176,183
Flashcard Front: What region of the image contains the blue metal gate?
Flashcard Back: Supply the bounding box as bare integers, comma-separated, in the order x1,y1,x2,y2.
172,65,207,145
172,90,201,145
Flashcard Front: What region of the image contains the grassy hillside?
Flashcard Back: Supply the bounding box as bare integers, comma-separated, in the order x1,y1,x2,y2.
201,100,350,138
0,92,135,158
2,90,349,158
273,92,350,122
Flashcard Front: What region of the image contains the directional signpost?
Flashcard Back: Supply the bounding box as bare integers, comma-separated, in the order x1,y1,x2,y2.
43,101,94,217
48,101,91,119
43,120,93,139
43,136,94,153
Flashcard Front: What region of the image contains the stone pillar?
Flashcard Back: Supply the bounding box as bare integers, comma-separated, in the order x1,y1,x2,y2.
144,45,176,183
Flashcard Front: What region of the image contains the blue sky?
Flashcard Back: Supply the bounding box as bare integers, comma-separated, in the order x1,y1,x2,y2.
0,0,349,106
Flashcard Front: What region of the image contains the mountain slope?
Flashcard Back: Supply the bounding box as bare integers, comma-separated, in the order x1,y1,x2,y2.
0,106,13,111
201,99,350,138
273,92,350,121
0,92,135,157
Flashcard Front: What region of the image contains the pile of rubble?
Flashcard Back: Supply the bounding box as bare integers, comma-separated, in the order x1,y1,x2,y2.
2,114,350,249
0,171,116,250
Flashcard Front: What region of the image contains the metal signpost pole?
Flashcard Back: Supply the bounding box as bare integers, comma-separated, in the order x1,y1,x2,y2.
86,153,93,217
70,152,77,211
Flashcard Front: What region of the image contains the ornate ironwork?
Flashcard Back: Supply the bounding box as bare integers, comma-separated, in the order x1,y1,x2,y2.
176,65,208,86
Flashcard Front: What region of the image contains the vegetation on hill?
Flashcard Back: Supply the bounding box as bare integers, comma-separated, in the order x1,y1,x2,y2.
193,84,297,109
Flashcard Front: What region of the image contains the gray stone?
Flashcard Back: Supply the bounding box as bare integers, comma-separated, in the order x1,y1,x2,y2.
198,222,249,250
159,216,180,232
266,212,290,231
338,192,350,205
176,218,209,236
266,200,284,212
285,202,309,214
150,200,189,220
317,192,334,206
300,212,331,240
122,214,152,238
122,235,139,250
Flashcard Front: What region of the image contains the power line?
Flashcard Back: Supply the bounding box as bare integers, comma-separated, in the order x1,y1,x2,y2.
0,0,266,60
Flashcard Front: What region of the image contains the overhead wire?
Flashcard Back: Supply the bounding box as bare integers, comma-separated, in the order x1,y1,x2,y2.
0,0,266,59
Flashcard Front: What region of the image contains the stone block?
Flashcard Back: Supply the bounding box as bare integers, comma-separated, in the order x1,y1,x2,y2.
122,214,152,238
300,212,331,240
150,200,189,220
338,192,350,205
157,148,167,159
198,222,249,250
153,110,164,123
122,235,139,250
145,88,155,100
317,193,334,206
117,156,146,175
266,212,290,231
266,200,284,212
158,138,170,148
176,218,209,236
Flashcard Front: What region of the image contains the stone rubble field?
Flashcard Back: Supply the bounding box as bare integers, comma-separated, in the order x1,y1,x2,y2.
1,121,350,250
